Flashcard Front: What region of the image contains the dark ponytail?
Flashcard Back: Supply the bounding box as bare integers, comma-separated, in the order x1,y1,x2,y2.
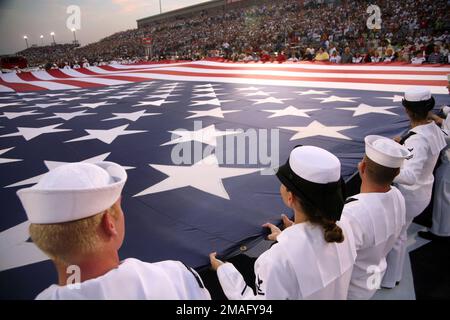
315,216,344,243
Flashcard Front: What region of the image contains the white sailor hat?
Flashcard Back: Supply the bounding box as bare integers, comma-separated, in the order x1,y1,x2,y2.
276,146,345,221
402,86,435,112
17,162,127,224
404,87,431,102
365,135,411,168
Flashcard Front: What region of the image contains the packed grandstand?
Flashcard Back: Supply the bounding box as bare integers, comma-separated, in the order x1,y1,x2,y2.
3,0,450,72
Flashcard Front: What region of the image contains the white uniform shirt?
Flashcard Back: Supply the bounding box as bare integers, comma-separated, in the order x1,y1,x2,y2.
411,57,426,64
330,55,341,63
394,122,446,205
217,220,357,300
443,113,450,131
371,56,381,63
36,258,211,300
343,187,406,300
431,130,450,236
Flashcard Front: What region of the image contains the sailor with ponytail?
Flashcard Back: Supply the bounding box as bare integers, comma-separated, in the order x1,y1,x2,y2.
209,146,357,300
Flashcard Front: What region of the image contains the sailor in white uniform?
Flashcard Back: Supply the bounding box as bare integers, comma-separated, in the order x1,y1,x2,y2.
382,87,447,288
443,106,450,131
419,78,450,240
343,135,410,300
17,162,211,300
428,106,450,131
426,133,450,239
209,146,357,300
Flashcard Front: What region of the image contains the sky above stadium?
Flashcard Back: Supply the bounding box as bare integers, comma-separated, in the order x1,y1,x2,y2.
0,0,212,55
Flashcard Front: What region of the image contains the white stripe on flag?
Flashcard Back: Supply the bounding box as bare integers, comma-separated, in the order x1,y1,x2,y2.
57,69,131,85
30,71,55,80
106,61,193,70
0,85,14,92
86,66,117,74
22,69,131,87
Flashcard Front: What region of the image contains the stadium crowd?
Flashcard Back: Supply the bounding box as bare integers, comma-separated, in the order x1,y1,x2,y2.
8,0,450,70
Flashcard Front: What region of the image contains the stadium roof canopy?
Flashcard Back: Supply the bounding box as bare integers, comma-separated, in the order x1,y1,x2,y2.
136,0,257,28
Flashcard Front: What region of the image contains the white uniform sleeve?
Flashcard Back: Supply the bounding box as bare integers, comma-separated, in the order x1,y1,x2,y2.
216,263,260,300
394,136,428,186
443,116,450,131
217,251,296,300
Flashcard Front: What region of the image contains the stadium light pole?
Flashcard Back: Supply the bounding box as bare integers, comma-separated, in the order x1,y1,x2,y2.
23,35,29,49
159,0,162,13
40,35,44,46
71,28,77,44
50,32,56,45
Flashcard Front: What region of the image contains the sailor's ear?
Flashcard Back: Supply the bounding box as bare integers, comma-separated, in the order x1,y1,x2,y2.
101,209,118,237
286,190,295,208
358,158,367,176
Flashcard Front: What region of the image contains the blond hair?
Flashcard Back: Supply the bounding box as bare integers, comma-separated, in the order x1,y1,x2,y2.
29,206,118,265
364,155,400,186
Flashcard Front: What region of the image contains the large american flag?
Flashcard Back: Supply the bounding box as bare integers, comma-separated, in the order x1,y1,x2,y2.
0,61,449,299
1,60,448,94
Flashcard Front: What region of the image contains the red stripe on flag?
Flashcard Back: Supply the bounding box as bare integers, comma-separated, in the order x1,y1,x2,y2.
205,57,450,68
46,69,75,78
76,68,103,76
135,69,447,87
16,73,42,81
181,63,450,76
0,79,47,92
50,79,104,88
94,75,153,82
97,65,122,71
